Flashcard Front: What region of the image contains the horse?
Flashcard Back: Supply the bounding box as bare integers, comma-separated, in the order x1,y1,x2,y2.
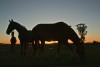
32,22,85,61
6,19,34,55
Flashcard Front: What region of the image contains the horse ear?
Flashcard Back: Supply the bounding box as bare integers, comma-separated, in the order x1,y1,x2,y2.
11,19,13,22
9,20,11,22
69,26,71,27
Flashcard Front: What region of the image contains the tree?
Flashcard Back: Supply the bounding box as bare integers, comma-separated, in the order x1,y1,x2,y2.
76,23,87,42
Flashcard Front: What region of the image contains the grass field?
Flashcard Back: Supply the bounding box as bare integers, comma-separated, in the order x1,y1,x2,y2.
0,44,100,67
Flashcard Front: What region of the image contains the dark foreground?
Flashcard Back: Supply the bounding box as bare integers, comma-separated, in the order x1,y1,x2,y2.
0,43,100,67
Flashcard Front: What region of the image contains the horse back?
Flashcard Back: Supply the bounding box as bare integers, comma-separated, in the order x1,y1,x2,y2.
32,22,70,40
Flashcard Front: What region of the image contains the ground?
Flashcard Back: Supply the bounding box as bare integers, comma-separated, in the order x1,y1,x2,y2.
0,43,100,67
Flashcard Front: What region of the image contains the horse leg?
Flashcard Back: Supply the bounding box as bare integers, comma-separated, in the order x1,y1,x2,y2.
32,40,38,55
76,44,85,61
41,40,45,53
10,44,13,53
13,44,15,53
68,44,78,61
23,44,27,56
57,40,62,54
20,42,26,56
21,44,23,56
35,40,39,55
32,41,36,56
64,40,74,54
38,41,41,54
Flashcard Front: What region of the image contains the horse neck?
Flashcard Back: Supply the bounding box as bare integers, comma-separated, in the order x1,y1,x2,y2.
15,24,28,34
70,33,81,46
68,28,81,45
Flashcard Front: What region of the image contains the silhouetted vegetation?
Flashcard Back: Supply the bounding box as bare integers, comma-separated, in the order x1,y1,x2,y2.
76,23,87,42
92,40,100,46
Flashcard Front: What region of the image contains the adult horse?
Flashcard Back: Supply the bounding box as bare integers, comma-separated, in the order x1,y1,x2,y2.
6,19,34,55
32,22,85,61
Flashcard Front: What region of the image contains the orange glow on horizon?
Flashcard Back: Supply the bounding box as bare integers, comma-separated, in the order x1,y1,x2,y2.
1,39,100,44
45,41,58,44
1,37,100,44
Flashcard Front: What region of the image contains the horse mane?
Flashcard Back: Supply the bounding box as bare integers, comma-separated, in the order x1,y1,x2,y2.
55,21,69,26
55,21,71,28
13,21,27,30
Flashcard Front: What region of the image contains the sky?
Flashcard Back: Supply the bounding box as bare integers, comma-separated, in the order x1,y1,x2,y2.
0,0,100,44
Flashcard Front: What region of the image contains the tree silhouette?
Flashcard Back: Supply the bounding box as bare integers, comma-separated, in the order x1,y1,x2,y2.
76,23,87,42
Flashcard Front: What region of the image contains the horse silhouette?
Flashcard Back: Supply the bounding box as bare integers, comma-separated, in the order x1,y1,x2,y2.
6,19,85,61
32,22,85,61
6,19,34,55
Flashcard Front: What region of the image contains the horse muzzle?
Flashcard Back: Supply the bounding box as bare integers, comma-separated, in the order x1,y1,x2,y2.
6,31,10,35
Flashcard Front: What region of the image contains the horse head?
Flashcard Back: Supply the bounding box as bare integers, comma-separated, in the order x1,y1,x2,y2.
6,19,15,35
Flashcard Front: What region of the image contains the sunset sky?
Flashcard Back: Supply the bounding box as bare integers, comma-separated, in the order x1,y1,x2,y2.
0,0,100,44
